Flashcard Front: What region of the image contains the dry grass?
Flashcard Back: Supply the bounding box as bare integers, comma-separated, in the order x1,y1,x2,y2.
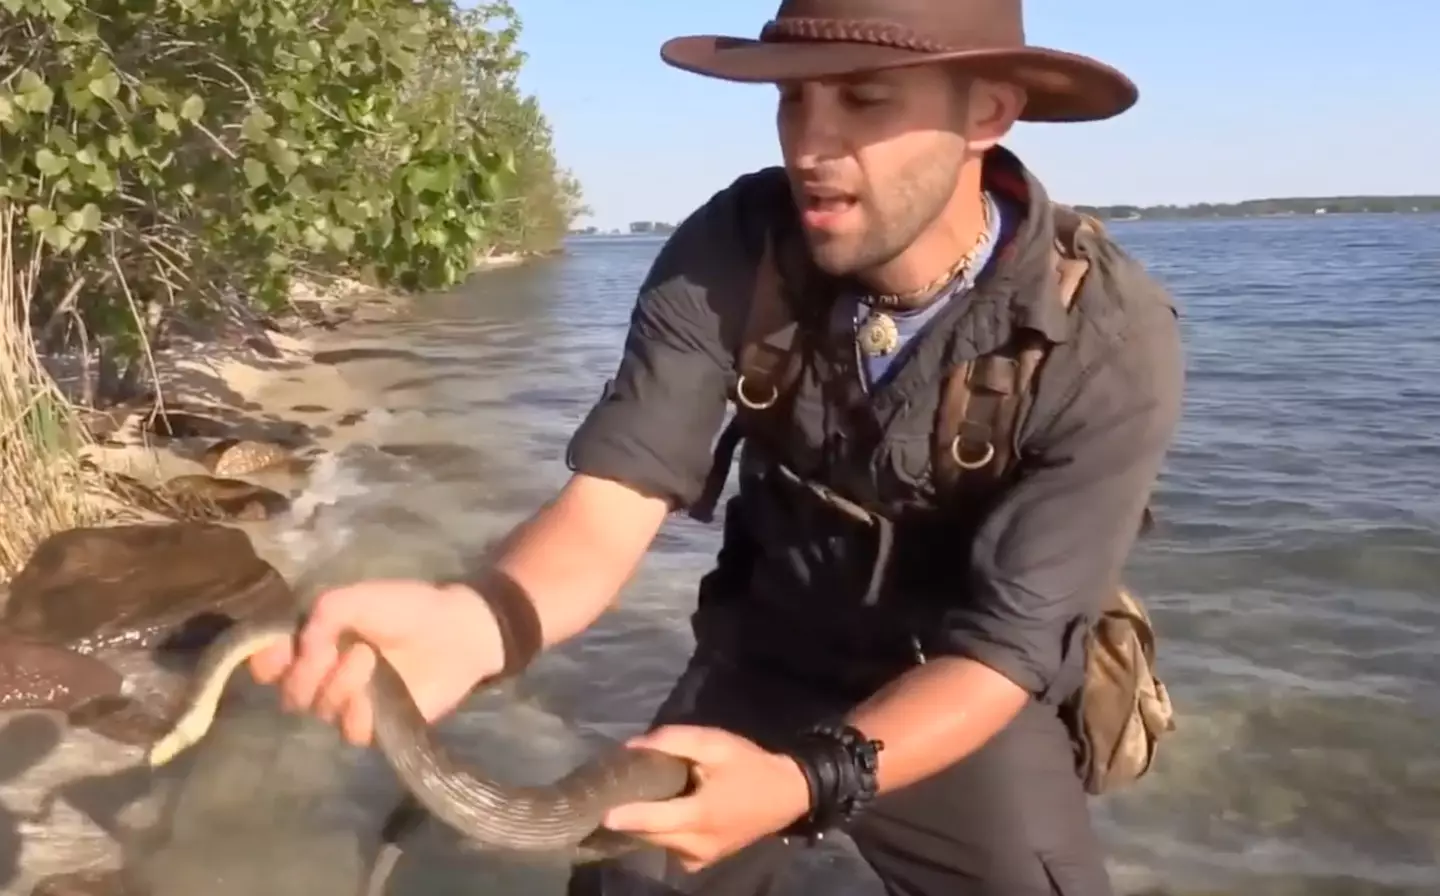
0,204,110,581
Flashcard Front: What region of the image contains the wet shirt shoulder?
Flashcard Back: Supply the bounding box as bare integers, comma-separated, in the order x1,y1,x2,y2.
564,167,789,508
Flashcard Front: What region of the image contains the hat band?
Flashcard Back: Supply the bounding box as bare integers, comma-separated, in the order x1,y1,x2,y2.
758,17,951,53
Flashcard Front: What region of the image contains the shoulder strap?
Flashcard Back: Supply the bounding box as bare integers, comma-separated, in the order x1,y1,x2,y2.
732,234,803,411
688,230,807,522
932,204,1098,491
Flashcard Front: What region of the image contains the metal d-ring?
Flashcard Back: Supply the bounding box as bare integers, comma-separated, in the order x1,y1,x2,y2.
950,436,995,471
734,374,778,410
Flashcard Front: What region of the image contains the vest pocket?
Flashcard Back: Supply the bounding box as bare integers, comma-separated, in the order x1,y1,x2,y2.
877,433,936,504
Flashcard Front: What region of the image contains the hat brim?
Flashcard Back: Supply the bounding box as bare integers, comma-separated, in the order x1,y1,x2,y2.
660,36,1138,123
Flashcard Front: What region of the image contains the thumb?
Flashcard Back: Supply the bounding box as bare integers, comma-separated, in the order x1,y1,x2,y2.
627,724,739,766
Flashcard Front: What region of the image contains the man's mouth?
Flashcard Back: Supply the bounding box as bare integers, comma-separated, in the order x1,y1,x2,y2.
799,186,858,230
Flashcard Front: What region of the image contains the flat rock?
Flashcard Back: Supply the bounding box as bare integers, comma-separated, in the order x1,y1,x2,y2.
0,633,126,711
1,522,292,654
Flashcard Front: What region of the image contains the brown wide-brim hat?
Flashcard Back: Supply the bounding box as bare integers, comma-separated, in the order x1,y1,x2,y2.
660,0,1138,123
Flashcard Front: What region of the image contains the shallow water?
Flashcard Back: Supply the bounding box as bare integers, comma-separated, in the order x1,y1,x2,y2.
5,213,1439,895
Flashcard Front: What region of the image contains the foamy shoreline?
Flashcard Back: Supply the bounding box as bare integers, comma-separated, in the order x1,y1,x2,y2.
38,255,534,531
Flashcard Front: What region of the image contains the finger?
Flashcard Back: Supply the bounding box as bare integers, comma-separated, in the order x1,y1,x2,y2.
602,794,703,835
247,640,293,685
338,689,375,747
314,641,376,727
279,588,356,712
278,631,339,714
626,725,737,765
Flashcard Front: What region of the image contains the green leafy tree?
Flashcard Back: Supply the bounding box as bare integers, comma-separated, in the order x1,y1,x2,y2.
0,0,583,403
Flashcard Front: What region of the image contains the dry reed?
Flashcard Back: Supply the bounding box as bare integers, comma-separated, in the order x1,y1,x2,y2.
0,203,108,581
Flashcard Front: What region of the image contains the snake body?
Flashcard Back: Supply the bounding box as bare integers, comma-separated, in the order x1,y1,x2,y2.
146,618,693,861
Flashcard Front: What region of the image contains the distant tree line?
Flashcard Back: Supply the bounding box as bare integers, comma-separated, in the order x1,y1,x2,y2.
1075,195,1440,220
574,194,1438,238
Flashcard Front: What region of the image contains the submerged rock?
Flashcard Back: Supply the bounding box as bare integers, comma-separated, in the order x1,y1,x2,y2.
30,868,140,896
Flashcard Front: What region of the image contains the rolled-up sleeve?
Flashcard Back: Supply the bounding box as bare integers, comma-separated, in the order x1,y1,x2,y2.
565,197,747,510
932,293,1185,700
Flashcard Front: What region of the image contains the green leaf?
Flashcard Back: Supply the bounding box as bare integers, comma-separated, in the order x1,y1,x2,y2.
42,225,74,250
16,71,54,113
330,225,356,252
88,72,121,101
76,202,102,231
26,205,57,230
139,84,167,107
241,108,275,142
64,202,102,233
243,158,269,187
41,0,72,22
267,143,300,176
34,149,67,176
87,163,115,193
179,94,205,122
333,196,366,226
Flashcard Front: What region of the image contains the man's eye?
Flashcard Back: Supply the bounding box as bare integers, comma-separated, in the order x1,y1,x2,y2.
844,91,888,107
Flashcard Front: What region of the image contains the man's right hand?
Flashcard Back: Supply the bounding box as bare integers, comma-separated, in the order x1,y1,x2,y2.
247,579,503,746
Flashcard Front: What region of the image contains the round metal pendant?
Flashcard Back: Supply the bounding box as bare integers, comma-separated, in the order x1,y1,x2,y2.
857,311,900,357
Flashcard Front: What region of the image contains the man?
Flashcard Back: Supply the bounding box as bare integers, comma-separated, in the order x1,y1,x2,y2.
251,2,1184,894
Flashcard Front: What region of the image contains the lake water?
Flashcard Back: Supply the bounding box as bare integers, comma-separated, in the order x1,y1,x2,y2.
40,213,1440,895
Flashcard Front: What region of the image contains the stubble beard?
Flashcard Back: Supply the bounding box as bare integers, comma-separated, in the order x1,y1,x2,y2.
803,155,964,280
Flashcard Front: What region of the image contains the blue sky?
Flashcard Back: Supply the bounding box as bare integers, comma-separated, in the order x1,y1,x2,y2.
502,1,1440,229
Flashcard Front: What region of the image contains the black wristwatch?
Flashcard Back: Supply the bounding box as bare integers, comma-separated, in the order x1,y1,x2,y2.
780,722,884,845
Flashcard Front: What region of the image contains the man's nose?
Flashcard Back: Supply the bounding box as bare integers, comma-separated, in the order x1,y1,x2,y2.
779,97,842,165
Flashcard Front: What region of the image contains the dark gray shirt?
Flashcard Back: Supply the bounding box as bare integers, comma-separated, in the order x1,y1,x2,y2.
567,151,1185,702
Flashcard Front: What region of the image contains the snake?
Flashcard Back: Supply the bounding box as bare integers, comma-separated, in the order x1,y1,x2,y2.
145,616,695,862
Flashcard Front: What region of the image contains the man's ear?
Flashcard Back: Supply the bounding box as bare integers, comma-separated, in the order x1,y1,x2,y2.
963,78,1026,151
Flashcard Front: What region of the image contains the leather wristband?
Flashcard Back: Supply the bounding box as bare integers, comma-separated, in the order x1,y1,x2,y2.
780,722,884,844
443,566,543,679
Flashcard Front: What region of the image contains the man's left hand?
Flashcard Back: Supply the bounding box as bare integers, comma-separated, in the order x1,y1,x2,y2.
601,724,811,872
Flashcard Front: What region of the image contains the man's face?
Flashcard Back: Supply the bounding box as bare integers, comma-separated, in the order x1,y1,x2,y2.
776,66,1003,276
